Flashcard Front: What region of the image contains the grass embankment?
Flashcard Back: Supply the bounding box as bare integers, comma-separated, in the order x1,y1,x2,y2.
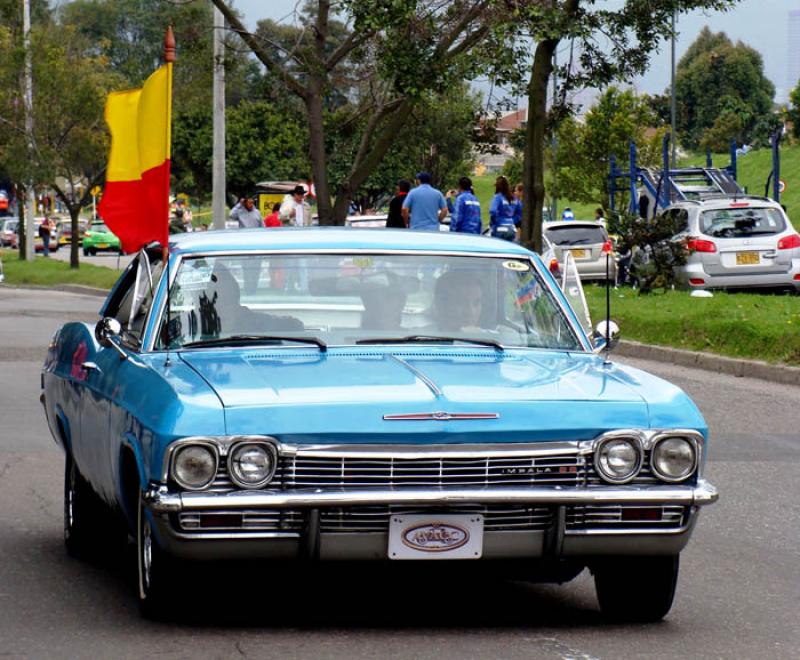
0,249,122,290
584,284,800,366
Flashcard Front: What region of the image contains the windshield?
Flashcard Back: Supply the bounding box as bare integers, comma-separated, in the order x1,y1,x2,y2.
156,253,582,351
90,224,110,233
700,207,786,238
545,225,607,246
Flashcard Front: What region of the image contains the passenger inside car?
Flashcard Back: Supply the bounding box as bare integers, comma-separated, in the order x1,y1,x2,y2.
431,270,485,332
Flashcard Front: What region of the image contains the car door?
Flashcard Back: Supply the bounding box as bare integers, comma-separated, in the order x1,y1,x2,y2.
78,252,162,502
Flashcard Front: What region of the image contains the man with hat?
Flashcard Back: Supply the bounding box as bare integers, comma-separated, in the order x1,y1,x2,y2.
401,172,448,231
280,185,312,227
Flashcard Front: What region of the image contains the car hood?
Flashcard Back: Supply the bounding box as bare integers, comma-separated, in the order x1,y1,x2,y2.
179,348,703,443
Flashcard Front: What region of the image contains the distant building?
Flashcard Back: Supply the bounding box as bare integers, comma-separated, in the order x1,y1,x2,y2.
474,108,527,175
788,10,800,94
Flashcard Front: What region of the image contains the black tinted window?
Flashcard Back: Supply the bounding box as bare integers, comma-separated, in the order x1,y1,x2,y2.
545,225,607,246
700,207,786,238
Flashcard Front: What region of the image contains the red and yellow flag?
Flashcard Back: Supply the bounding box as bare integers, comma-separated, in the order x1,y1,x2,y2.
98,63,172,254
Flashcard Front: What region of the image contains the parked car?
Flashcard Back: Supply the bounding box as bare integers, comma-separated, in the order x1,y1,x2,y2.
544,221,617,282
42,229,717,620
659,197,800,291
0,218,18,247
59,218,88,246
82,222,122,255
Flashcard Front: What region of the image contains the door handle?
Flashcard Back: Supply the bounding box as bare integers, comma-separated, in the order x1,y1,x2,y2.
81,361,101,374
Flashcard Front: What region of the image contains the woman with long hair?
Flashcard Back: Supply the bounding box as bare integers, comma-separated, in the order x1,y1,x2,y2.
489,176,522,241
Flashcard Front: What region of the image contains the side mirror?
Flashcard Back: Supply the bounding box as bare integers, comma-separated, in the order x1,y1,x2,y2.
592,320,620,354
95,317,127,360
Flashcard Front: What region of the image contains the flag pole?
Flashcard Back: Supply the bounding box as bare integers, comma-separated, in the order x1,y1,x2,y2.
163,26,175,363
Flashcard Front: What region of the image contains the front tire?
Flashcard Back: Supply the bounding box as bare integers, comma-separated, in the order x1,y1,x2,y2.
137,491,173,620
83,247,89,256
64,453,105,558
593,555,679,623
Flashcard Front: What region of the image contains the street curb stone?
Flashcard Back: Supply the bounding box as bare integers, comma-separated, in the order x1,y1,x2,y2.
1,283,109,298
617,339,800,386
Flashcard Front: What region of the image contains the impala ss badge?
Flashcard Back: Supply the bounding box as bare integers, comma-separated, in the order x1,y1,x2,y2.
402,523,469,552
383,412,499,421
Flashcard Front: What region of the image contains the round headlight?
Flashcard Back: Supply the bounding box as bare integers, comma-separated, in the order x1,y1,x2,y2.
652,436,697,482
595,437,642,483
229,443,276,488
173,444,217,490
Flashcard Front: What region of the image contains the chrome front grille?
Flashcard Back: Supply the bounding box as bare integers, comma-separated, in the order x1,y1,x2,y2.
178,509,303,533
285,454,590,489
319,505,554,533
565,504,688,531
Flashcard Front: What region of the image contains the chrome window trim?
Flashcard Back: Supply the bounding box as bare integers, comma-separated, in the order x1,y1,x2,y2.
592,432,645,485
227,440,279,489
144,249,591,353
649,432,702,483
169,439,220,491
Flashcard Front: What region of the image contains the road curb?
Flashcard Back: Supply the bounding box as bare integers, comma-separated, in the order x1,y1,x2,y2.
1,283,109,298
617,339,800,386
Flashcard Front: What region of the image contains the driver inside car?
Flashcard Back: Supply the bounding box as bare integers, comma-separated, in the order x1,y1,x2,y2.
431,270,486,333
199,265,303,337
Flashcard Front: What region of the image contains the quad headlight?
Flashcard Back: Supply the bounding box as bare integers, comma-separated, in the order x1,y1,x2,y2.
594,436,642,484
172,443,218,490
651,436,697,482
228,442,277,489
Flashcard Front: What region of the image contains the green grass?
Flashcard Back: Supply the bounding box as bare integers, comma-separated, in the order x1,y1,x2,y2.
0,249,122,290
679,145,800,231
584,284,800,366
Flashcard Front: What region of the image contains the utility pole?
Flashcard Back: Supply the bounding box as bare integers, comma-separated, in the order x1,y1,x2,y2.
23,0,35,260
670,11,677,170
211,5,226,230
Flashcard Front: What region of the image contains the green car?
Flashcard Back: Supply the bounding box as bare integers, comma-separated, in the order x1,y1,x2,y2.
82,222,122,256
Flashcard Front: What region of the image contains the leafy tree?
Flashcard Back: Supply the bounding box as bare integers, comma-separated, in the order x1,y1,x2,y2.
489,0,737,253
172,101,310,200
787,82,800,141
550,87,665,211
675,27,775,148
0,23,123,267
211,0,495,225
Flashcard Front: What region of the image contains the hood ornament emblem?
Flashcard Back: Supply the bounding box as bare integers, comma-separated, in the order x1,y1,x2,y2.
383,412,499,421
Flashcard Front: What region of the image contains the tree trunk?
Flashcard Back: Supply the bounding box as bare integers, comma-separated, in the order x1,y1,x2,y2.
522,39,557,254
306,90,335,226
17,190,28,259
68,204,81,269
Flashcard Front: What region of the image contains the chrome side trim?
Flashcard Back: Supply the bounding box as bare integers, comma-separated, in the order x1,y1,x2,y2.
382,412,500,421
145,481,719,514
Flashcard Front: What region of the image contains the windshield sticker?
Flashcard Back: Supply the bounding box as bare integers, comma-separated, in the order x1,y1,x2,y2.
515,277,541,306
503,260,530,272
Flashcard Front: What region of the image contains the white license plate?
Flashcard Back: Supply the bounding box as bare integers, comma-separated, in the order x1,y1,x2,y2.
388,514,483,560
570,249,588,259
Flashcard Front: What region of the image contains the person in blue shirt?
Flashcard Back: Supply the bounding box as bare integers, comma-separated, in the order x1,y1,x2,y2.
562,207,575,221
447,176,482,234
489,175,522,241
402,172,447,231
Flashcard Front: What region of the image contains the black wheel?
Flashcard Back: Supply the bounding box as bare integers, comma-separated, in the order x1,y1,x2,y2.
593,555,679,623
64,453,105,558
83,247,89,256
137,490,173,620
90,248,97,256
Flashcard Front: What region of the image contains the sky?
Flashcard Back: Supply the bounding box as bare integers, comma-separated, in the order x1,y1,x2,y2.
233,0,798,104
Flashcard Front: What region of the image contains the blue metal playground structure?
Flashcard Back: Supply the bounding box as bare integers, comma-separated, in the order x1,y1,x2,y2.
608,133,783,218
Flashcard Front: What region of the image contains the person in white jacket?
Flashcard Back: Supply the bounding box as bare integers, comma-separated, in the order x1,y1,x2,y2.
279,185,312,227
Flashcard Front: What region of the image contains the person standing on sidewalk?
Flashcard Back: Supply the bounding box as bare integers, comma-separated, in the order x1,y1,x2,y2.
264,203,282,227
230,197,263,228
386,179,411,228
401,172,447,231
449,176,482,234
38,215,52,257
279,185,312,227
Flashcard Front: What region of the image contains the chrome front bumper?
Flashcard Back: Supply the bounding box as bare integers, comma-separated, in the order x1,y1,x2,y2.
145,480,719,513
145,481,718,561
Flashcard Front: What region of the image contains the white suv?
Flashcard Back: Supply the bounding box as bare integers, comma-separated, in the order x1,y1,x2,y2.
659,197,800,291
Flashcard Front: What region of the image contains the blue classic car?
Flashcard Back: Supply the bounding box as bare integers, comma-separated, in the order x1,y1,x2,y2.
41,228,717,620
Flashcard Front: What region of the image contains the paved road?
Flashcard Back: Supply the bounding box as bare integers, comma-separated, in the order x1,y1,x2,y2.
0,287,798,659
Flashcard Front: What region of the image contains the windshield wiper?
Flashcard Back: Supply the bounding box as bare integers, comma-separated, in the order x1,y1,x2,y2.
181,335,327,351
356,335,503,351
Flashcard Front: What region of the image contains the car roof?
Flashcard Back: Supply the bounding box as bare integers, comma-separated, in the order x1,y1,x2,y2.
670,196,782,211
169,227,535,257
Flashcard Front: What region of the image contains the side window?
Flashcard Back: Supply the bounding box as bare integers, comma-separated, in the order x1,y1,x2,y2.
104,252,164,349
